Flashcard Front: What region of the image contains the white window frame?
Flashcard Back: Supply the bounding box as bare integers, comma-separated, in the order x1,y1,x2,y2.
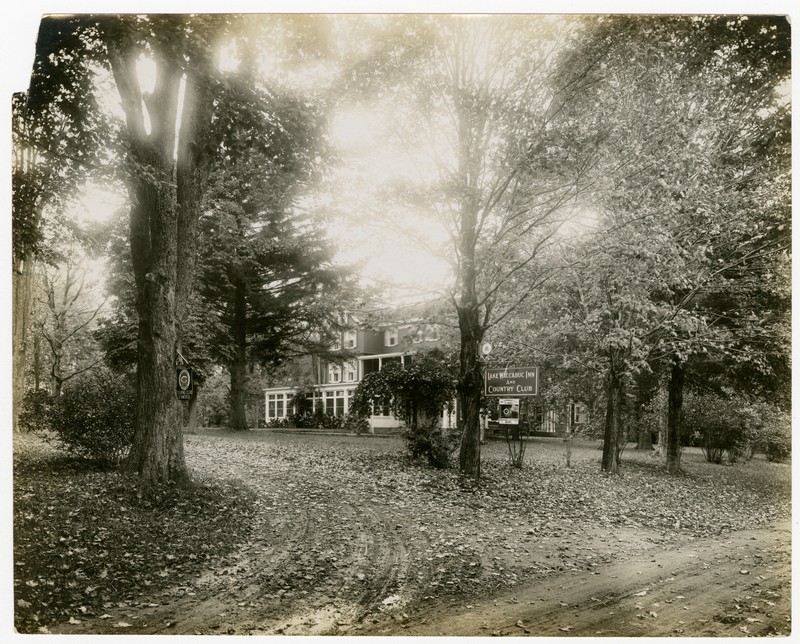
267,393,287,419
385,328,398,347
344,329,357,349
329,364,341,383
571,402,588,425
345,360,357,382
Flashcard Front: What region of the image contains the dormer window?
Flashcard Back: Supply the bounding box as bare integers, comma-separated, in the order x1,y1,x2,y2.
412,327,424,343
385,328,398,347
344,330,357,349
345,360,357,382
329,365,342,383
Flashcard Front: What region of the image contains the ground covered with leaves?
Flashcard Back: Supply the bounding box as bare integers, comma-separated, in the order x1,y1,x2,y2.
13,430,791,636
13,433,255,633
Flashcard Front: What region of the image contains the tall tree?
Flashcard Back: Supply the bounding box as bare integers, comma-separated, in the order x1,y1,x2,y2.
199,146,351,430
92,14,234,484
345,16,596,481
12,18,109,430
36,254,107,397
528,15,791,474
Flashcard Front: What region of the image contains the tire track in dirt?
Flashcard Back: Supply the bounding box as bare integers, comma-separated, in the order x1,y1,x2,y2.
75,438,427,635
367,521,792,637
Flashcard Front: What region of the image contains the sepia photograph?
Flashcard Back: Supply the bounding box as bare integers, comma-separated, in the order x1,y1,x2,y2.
5,2,792,639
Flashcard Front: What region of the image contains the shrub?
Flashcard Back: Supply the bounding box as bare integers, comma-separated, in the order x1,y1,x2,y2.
683,391,787,465
47,370,135,466
342,413,370,435
751,403,791,462
18,389,55,435
286,412,314,428
271,409,344,430
351,349,458,468
761,425,791,462
314,409,343,429
401,421,459,469
682,391,736,463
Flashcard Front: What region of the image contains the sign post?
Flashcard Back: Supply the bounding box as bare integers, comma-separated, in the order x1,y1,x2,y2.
484,367,538,397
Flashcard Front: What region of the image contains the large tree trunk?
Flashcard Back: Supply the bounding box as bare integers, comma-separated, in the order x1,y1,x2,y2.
229,279,249,431
105,17,220,485
666,360,684,474
229,365,248,430
456,300,484,481
129,286,186,482
108,40,188,485
454,58,485,482
601,368,624,474
653,376,668,457
12,257,35,431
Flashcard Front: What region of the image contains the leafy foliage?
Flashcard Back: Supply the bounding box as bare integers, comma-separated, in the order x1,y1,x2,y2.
351,349,458,467
489,15,791,474
352,349,456,426
747,401,791,463
400,423,460,469
18,389,55,436
196,93,353,429
44,369,136,466
13,16,113,263
682,390,791,465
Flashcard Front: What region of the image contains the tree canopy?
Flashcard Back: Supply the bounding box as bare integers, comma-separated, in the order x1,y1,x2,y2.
12,13,790,484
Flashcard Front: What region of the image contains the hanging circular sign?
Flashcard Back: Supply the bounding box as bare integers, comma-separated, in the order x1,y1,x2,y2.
177,368,191,391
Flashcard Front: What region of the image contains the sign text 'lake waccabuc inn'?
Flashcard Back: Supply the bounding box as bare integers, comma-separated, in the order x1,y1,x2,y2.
484,367,539,396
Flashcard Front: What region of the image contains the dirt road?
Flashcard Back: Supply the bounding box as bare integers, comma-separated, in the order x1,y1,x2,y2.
367,523,792,637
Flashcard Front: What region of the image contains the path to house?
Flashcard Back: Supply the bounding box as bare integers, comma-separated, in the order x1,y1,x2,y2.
50,431,791,637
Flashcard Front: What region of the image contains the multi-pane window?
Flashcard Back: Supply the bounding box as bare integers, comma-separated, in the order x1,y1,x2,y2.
328,365,341,383
325,391,335,415
543,409,558,433
344,330,357,349
345,360,357,382
267,393,288,419
571,402,588,426
310,392,322,414
335,390,345,417
385,328,398,347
